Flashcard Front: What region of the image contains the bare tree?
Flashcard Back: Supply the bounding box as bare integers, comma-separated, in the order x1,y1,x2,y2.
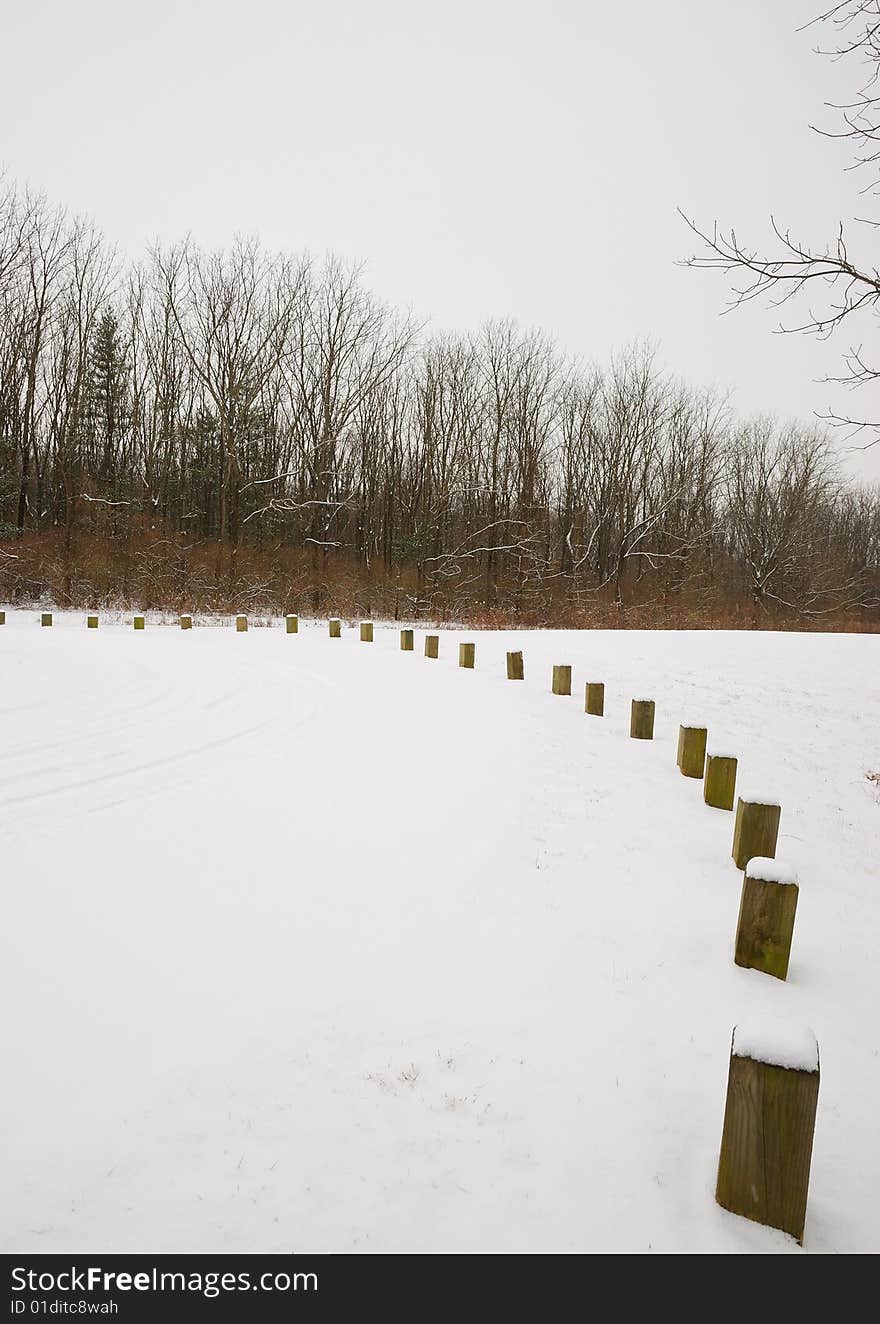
681,3,880,449
723,418,872,615
154,238,305,548
283,257,415,608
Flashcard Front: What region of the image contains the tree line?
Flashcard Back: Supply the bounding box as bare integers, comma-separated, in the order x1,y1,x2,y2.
1,180,877,625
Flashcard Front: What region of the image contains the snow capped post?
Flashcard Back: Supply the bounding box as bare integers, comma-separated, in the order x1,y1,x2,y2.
716,1022,819,1244
585,681,604,716
677,724,707,778
400,629,413,651
552,665,572,696
735,858,799,980
732,794,781,869
329,619,341,638
285,614,298,634
459,642,475,669
704,752,737,810
360,622,373,642
87,615,98,629
425,634,439,658
133,616,145,630
506,650,524,680
41,613,52,627
630,698,655,739
180,615,192,630
236,615,248,632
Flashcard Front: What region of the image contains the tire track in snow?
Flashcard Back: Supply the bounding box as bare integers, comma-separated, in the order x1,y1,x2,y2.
0,720,275,810
0,635,336,831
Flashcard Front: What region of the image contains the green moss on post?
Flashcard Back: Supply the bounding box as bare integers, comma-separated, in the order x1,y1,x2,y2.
552,664,572,696
735,862,799,981
425,634,439,658
677,725,707,778
133,616,145,630
41,613,53,627
400,628,413,651
585,682,604,716
716,1026,819,1244
705,754,737,810
87,615,99,629
180,615,193,630
236,615,248,632
459,641,475,669
285,614,298,634
506,650,524,680
329,619,341,638
630,699,655,739
360,622,374,642
732,797,781,870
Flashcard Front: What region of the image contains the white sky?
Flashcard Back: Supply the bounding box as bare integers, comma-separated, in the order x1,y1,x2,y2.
3,0,878,481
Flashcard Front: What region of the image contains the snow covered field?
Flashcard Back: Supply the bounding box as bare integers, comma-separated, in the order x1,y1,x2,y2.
2,610,878,1254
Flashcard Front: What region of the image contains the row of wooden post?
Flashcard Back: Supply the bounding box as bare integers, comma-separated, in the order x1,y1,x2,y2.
10,606,819,1242
19,612,304,632
671,718,811,1241
496,640,812,1239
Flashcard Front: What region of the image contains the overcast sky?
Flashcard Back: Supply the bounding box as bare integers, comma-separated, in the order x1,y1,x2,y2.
3,0,878,480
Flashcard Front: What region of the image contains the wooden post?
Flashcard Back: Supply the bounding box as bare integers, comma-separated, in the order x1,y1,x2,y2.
236,615,248,632
425,634,439,658
630,699,654,739
0,610,5,625
133,616,145,630
716,1023,819,1244
360,622,373,642
87,615,99,629
41,613,52,627
459,642,475,669
732,796,781,870
585,682,604,716
180,615,193,630
735,859,799,980
506,650,524,680
705,753,737,810
400,629,413,651
329,619,341,638
552,664,572,696
285,614,298,634
677,724,707,778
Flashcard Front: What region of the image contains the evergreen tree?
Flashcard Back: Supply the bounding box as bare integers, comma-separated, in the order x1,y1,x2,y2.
86,309,130,484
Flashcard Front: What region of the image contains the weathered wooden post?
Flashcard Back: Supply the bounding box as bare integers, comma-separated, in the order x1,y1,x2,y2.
133,616,145,630
677,724,707,778
506,650,524,680
0,610,5,625
459,642,475,669
41,613,53,627
285,614,298,634
329,619,341,638
735,858,799,980
716,1022,819,1244
87,615,99,629
360,622,373,642
552,664,572,696
732,795,781,870
236,615,248,632
400,628,414,651
180,615,193,630
425,634,439,658
585,682,604,716
630,698,655,739
704,752,737,810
